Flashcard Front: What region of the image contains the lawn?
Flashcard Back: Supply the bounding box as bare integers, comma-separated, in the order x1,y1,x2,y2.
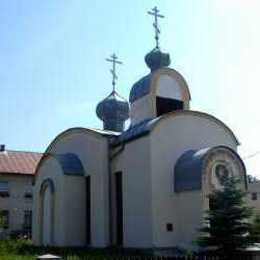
0,238,148,260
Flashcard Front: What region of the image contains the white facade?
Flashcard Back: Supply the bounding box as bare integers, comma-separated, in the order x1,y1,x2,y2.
33,55,248,250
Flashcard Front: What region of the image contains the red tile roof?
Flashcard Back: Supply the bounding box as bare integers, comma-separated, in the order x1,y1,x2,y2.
0,150,42,175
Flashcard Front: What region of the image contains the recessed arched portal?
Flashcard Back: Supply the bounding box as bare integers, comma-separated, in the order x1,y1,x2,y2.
39,178,55,246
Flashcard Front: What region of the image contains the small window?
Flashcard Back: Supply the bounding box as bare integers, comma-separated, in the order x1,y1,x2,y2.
166,223,173,232
0,210,9,229
0,181,9,197
252,192,257,201
24,192,33,199
23,210,32,232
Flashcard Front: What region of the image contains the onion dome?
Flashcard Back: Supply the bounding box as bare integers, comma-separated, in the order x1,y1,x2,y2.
129,48,171,103
96,90,129,132
145,48,171,71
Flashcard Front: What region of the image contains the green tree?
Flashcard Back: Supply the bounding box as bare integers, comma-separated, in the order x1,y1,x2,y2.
197,176,253,256
250,214,260,242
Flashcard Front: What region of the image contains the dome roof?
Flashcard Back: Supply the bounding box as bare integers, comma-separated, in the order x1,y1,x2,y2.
96,90,129,121
145,48,171,71
129,48,171,103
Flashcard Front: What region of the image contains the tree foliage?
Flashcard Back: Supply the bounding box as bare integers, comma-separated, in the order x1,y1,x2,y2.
250,214,260,243
197,176,253,255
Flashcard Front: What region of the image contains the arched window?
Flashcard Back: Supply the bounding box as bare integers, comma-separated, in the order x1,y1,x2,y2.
39,179,55,246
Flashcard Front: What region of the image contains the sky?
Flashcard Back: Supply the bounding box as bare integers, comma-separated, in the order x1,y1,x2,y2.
0,0,260,177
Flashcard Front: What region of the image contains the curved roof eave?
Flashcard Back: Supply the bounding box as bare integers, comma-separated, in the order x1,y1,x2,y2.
152,110,240,146
114,110,240,146
129,67,192,103
45,127,120,154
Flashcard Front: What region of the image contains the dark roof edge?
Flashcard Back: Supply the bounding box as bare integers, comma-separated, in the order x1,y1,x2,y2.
0,172,34,176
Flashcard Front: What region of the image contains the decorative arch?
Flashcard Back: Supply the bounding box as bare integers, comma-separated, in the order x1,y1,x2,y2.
150,67,191,101
201,146,247,212
39,178,55,246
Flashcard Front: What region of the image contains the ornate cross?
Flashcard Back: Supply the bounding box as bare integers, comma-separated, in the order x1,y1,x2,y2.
148,6,164,49
106,53,123,92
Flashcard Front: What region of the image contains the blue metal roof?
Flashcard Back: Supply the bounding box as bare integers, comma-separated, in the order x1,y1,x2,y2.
174,148,211,192
129,74,151,104
52,153,84,176
112,118,159,146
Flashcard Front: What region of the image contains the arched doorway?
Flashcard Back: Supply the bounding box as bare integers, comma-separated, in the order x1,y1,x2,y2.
39,179,55,246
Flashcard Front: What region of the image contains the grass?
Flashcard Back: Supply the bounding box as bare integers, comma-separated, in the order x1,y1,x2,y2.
0,238,147,260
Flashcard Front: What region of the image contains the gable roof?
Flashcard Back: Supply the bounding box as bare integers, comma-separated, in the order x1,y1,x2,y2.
0,150,42,176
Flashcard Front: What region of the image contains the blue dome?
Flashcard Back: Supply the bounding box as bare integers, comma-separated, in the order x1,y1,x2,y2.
145,48,170,71
96,91,129,132
129,48,171,103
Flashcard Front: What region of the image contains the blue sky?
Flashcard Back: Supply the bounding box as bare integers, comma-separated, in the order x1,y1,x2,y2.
0,0,260,177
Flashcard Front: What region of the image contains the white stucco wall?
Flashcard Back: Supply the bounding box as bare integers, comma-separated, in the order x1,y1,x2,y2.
156,75,182,100
112,136,153,248
48,130,110,247
149,113,238,248
63,175,87,246
33,129,110,248
130,95,155,126
33,157,66,246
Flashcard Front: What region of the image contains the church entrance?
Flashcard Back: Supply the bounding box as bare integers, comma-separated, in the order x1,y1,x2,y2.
115,172,123,246
86,176,91,245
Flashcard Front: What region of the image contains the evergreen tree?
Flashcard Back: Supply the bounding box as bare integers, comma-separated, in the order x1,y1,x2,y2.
197,175,253,256
250,214,260,242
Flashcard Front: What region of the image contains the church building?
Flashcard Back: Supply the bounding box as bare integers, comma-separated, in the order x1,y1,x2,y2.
32,8,247,249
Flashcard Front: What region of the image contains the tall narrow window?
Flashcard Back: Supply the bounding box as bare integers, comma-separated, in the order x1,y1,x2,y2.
23,210,32,233
0,210,9,229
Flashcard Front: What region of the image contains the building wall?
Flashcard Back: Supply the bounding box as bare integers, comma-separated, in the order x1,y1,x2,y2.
247,182,260,217
130,95,155,125
112,136,153,248
150,113,238,248
33,157,66,246
0,174,33,238
33,130,110,247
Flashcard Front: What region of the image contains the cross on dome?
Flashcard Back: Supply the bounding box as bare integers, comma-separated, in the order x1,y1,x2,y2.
148,6,165,49
106,53,123,92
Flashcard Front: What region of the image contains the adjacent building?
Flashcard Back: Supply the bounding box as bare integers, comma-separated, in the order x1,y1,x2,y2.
248,181,260,216
0,145,42,238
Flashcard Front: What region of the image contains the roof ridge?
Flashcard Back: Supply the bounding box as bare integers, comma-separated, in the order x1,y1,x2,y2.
5,149,43,154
